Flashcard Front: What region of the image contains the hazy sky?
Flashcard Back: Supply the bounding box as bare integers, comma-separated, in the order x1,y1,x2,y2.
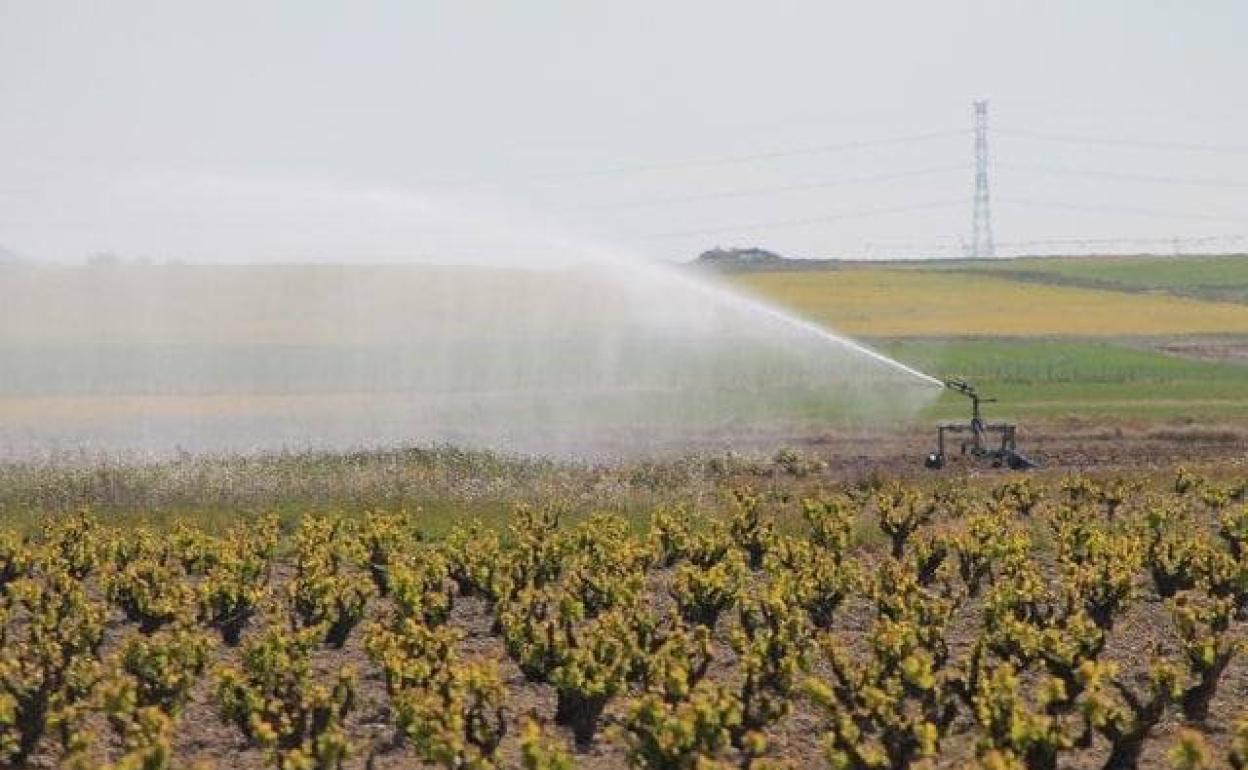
2,1,1246,264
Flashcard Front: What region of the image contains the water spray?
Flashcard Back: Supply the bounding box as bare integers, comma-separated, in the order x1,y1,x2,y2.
0,174,956,458
650,261,946,389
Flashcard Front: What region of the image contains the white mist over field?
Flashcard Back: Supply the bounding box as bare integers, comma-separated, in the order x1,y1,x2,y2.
4,1,1245,457
0,175,941,458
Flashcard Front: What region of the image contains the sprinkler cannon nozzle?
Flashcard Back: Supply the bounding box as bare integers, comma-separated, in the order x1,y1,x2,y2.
944,378,996,404
943,378,996,425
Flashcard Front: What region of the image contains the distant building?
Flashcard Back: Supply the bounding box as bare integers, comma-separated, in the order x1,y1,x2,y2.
86,251,122,266
693,247,788,269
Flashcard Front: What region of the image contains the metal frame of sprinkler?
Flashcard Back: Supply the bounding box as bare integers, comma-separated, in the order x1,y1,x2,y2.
925,379,1037,470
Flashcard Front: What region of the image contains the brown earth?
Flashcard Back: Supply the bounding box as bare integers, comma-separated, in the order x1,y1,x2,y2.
36,558,1248,770
20,473,1248,770
750,421,1247,480
1156,337,1248,364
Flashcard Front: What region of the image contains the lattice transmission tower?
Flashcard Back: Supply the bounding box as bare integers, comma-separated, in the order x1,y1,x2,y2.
970,99,995,258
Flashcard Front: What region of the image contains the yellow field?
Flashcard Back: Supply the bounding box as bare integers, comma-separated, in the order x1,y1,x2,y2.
731,269,1248,337
8,264,1248,344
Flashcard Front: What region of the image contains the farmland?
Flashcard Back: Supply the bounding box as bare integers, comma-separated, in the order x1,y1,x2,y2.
6,2,1246,768
2,255,1248,769
727,254,1248,424
730,267,1248,338
3,465,1248,769
946,254,1248,304
3,256,1248,447
881,340,1248,422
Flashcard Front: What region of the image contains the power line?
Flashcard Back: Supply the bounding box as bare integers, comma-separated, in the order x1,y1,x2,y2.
569,165,964,212
997,163,1248,189
442,129,966,188
996,128,1248,155
640,200,966,240
862,234,1248,258
994,234,1248,249
995,197,1245,224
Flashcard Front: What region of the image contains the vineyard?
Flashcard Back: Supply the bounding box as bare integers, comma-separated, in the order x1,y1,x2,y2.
3,469,1248,769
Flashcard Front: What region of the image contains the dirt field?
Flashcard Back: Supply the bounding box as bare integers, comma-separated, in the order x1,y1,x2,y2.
1154,338,1248,364
782,422,1248,478
11,454,1248,770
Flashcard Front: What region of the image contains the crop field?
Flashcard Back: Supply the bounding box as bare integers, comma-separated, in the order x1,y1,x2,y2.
8,4,1248,770
2,257,1248,769
729,255,1248,425
3,257,1248,440
3,464,1248,769
883,340,1248,422
730,266,1248,338
945,255,1248,304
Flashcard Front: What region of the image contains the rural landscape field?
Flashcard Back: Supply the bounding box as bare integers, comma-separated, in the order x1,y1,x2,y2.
2,254,1248,769
6,255,1247,461
5,3,1248,768
731,254,1248,425
3,444,1248,770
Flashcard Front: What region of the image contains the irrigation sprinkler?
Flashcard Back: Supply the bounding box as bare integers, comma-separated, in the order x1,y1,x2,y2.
925,379,1037,470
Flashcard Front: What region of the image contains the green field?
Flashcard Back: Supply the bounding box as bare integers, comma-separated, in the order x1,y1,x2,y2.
729,254,1248,424
2,257,1247,439
931,253,1248,303
883,339,1248,421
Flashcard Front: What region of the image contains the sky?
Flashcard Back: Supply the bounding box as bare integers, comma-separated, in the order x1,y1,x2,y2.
1,0,1247,264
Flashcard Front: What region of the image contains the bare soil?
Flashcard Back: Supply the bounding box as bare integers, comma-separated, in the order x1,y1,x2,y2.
766,421,1247,480
26,485,1248,770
